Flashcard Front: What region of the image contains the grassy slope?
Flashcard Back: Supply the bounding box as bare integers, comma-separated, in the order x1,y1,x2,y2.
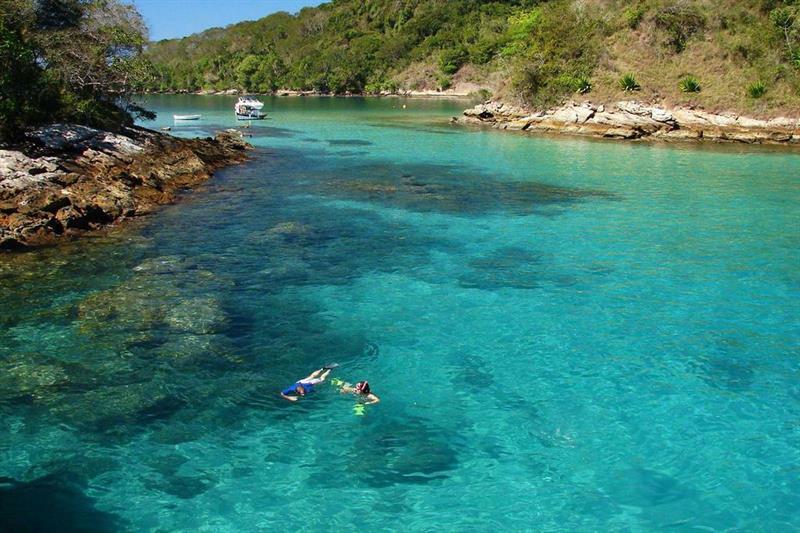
145,0,800,117
591,0,800,116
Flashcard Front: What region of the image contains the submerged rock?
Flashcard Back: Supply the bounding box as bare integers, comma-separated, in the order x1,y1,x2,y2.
0,355,70,401
47,380,179,432
165,297,229,335
77,279,177,334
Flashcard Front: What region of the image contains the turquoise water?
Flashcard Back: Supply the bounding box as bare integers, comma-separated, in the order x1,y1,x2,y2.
1,95,799,531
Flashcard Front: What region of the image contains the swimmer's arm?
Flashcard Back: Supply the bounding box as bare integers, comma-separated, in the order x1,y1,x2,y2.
280,392,298,402
340,386,356,394
365,393,380,404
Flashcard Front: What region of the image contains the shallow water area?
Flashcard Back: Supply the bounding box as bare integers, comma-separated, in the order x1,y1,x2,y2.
1,95,799,531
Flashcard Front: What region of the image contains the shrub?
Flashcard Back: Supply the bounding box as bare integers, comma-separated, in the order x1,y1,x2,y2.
364,80,382,94
471,88,493,100
619,73,640,91
747,80,766,98
508,4,605,106
470,40,497,65
654,4,706,53
793,49,800,67
623,6,646,29
769,7,795,31
439,47,468,75
679,75,701,93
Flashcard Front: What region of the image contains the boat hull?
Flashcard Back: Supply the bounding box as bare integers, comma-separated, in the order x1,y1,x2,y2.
235,113,267,120
173,115,201,120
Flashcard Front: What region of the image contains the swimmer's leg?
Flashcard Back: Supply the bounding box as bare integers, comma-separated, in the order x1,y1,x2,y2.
303,368,325,381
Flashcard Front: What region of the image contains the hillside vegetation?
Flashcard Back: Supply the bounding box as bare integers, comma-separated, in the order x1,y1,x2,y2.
145,0,800,116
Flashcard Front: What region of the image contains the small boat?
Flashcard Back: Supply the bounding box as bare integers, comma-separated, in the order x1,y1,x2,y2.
173,114,201,121
238,96,264,109
235,102,267,120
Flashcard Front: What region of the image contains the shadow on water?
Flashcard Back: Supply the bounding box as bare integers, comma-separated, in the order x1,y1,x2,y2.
0,474,125,533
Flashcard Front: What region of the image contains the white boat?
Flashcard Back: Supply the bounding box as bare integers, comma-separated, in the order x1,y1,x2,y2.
235,102,267,120
173,114,201,120
237,96,264,109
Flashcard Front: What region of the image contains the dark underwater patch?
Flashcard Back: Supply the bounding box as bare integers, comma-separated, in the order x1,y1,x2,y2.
146,473,217,500
345,418,459,488
326,139,373,146
320,162,615,217
606,467,693,507
366,121,461,135
248,125,299,138
697,357,755,392
449,354,495,392
458,246,544,290
330,150,370,157
0,474,125,533
689,334,756,392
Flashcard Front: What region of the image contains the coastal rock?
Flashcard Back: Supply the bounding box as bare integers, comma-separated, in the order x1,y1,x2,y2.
457,100,799,145
504,119,533,130
463,101,528,122
767,117,797,129
0,125,251,249
551,103,595,124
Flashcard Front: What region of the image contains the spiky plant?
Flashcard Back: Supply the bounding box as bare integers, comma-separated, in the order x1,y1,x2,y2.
747,80,766,98
619,73,640,91
679,75,701,93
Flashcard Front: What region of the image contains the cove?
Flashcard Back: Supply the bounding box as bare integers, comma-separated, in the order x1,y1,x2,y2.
1,95,798,531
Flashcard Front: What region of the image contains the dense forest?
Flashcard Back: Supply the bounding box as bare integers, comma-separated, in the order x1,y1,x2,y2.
145,0,800,114
0,0,153,141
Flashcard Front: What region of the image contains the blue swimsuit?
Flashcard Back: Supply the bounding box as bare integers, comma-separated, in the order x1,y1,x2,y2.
281,381,315,396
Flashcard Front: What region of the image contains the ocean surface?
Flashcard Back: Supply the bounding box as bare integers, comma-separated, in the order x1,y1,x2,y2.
1,95,799,531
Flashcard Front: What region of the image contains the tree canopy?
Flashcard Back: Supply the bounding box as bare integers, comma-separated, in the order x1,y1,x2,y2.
0,0,154,142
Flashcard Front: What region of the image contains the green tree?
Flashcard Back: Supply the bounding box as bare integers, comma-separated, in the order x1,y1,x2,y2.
0,0,154,141
0,7,60,139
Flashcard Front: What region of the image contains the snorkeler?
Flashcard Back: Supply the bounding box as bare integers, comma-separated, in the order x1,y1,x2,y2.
340,380,380,404
280,365,337,402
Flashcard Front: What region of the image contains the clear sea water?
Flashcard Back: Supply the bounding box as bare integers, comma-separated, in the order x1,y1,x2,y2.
1,95,799,531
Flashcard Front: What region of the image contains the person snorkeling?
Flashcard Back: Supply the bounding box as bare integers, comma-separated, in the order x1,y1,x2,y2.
280,365,337,402
340,380,380,405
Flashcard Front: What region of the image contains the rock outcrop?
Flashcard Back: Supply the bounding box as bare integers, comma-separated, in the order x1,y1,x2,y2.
0,125,250,250
456,101,800,145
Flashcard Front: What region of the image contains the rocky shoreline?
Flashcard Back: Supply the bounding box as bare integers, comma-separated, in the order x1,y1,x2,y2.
455,100,800,145
0,125,251,250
